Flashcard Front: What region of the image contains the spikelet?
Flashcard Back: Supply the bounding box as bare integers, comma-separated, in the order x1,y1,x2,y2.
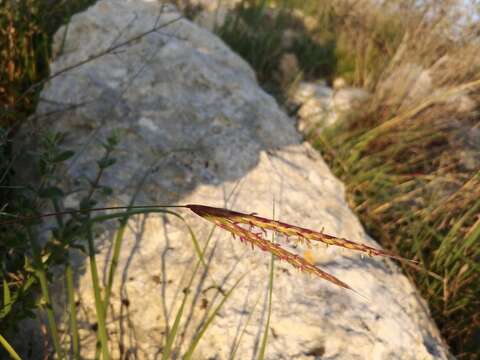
186,204,416,293
187,205,417,262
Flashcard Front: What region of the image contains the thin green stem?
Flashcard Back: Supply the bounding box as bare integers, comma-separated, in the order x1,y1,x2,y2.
94,209,184,360
51,198,79,359
103,220,127,313
28,230,64,360
258,204,275,360
0,205,188,226
161,272,197,360
161,224,217,359
35,262,64,359
65,262,80,360
86,224,110,360
257,255,274,360
183,273,247,360
0,333,22,360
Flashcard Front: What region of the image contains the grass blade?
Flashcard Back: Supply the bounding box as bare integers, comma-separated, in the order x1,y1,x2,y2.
65,262,80,360
161,222,216,358
257,254,274,360
183,273,248,360
161,287,190,360
0,333,21,360
28,229,64,360
86,224,110,360
1,278,12,319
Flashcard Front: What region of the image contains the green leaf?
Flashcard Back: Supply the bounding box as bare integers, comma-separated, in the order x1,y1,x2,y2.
106,135,119,147
53,132,65,144
38,158,48,176
52,150,74,163
79,198,97,211
257,255,274,360
38,186,64,199
100,186,113,196
97,157,116,169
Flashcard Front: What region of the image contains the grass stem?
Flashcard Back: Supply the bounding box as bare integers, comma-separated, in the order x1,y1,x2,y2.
28,231,64,360
65,262,80,360
0,333,22,360
86,224,110,360
257,254,274,360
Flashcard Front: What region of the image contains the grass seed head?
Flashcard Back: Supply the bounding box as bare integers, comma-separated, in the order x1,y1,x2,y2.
186,204,417,293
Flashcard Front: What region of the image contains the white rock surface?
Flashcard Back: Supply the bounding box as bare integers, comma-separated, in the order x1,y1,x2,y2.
333,87,371,113
332,77,347,90
27,1,449,359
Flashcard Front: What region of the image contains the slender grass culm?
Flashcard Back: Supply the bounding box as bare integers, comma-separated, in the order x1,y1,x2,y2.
257,203,276,360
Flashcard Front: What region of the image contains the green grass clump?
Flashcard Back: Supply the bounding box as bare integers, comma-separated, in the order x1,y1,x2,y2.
1,3,96,356
316,104,480,358
216,0,338,101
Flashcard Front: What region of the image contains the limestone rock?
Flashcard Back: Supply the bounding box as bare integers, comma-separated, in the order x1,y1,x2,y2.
291,82,370,135
333,77,347,90
27,1,449,359
333,87,371,113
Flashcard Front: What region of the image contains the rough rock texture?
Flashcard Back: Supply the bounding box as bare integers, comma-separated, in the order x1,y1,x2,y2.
291,82,370,134
29,1,449,359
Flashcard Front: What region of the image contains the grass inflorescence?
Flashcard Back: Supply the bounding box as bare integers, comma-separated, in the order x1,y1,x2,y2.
187,204,418,294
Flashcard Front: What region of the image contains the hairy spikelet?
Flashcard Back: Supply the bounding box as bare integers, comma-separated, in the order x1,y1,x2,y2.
187,204,417,293
187,205,417,261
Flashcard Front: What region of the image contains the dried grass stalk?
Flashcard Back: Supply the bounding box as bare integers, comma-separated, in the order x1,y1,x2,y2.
187,204,417,293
